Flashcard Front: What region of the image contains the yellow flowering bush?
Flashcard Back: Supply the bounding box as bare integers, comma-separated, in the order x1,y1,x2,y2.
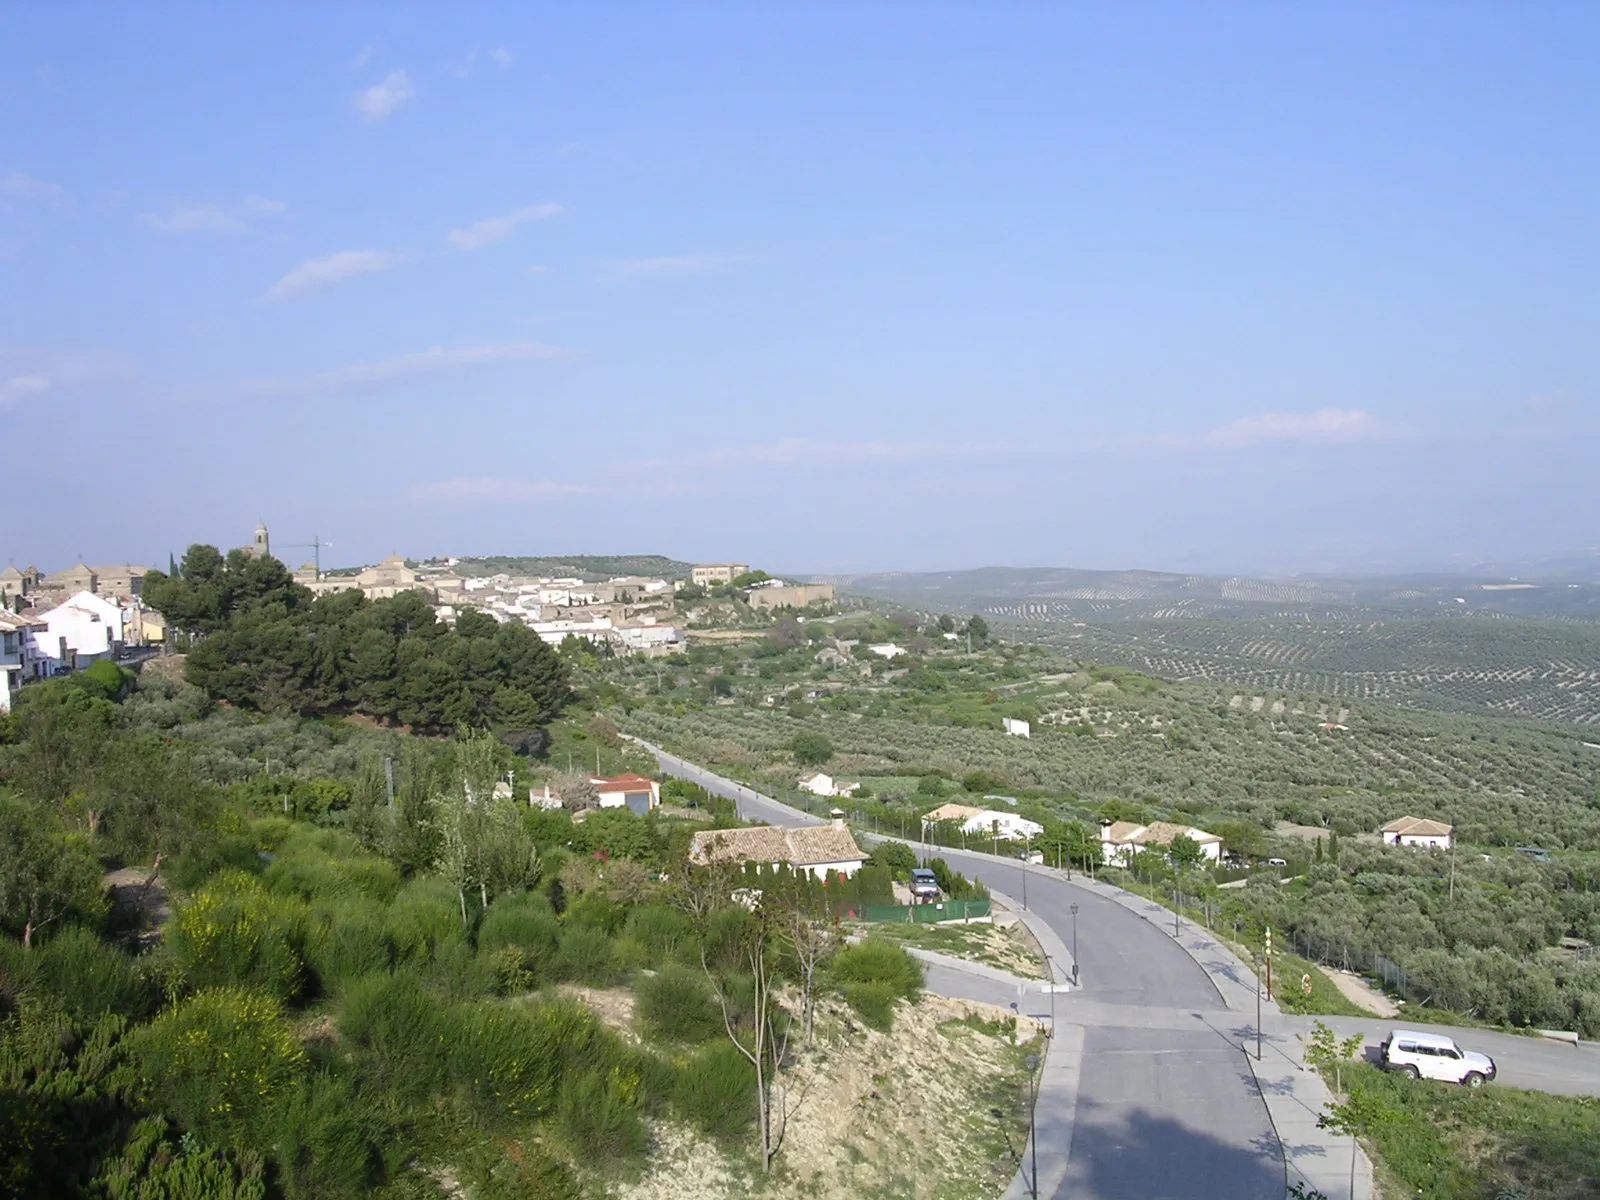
128,988,307,1147
168,871,307,1002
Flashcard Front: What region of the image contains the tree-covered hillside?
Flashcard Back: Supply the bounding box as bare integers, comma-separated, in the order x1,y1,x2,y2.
144,545,572,739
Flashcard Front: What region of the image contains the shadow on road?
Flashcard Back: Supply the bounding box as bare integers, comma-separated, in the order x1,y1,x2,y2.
1064,1098,1284,1200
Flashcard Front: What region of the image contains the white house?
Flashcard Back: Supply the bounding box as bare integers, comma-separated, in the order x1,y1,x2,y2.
1381,817,1454,850
867,642,906,660
591,773,661,815
1099,820,1223,866
30,590,125,674
1002,717,1031,738
688,811,867,880
0,611,47,712
610,622,684,654
923,802,1044,842
799,771,859,799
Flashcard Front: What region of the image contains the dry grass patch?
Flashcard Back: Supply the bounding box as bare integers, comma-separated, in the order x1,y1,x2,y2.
616,994,1040,1200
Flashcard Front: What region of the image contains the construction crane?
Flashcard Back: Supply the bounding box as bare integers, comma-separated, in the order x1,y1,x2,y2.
277,535,334,578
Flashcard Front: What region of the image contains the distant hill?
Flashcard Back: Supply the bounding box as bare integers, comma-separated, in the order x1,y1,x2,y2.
451,554,694,581
835,565,1600,621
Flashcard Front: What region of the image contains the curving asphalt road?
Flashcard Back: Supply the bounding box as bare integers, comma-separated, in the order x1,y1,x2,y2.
643,742,1285,1200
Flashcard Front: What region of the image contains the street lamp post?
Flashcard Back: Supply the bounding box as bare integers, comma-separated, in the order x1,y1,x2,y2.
1022,838,1029,910
1253,952,1264,1061
1044,953,1056,1026
1024,1053,1041,1200
1070,903,1080,986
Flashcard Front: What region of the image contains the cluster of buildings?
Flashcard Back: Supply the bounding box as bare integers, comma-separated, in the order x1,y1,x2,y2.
0,562,164,711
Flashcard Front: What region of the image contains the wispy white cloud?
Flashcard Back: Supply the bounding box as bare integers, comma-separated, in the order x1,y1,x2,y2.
413,476,594,503
354,70,414,122
489,47,514,68
242,340,574,396
141,195,286,234
2,172,65,203
447,203,563,251
351,42,377,69
602,254,749,282
265,250,396,301
0,347,136,410
1200,408,1392,449
524,265,552,276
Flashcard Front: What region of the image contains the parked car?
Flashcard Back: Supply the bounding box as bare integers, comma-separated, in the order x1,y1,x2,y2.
1379,1029,1496,1087
1264,857,1288,867
909,868,942,901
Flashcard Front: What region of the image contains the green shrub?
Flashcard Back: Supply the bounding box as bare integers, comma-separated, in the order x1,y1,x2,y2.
461,1141,581,1200
22,926,158,1021
840,980,898,1031
554,1067,648,1163
563,891,623,936
833,938,923,996
832,938,922,1029
168,833,262,892
453,998,601,1124
673,1040,756,1140
337,971,449,1103
477,892,560,982
167,870,308,1002
260,1072,384,1199
384,876,465,966
129,987,308,1149
622,904,693,964
78,659,129,701
556,927,614,986
264,827,401,904
304,897,395,995
98,1117,267,1200
635,964,722,1044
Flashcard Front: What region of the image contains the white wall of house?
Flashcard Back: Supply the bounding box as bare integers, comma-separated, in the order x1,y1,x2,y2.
1003,717,1031,738
31,591,123,671
799,773,835,796
961,811,1045,841
795,858,865,880
1395,832,1452,850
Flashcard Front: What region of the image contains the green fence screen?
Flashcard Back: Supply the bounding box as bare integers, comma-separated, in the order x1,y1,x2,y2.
854,898,992,924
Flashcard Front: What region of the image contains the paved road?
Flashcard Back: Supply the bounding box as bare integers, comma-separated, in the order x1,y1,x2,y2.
640,741,1284,1200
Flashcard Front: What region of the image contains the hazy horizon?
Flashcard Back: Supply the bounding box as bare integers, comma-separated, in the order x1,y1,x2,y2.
5,5,1596,573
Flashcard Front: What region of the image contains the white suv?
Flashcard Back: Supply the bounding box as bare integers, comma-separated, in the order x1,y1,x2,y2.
1380,1029,1496,1088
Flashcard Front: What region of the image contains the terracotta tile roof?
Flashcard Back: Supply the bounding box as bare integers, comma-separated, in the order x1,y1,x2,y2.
590,773,656,790
1381,816,1454,837
689,824,866,868
1101,821,1220,846
923,802,985,823
0,611,44,630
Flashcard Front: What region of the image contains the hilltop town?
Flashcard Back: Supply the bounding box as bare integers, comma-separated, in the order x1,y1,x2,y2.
0,525,838,710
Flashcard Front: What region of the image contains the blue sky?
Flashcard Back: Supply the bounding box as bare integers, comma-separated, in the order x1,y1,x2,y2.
3,3,1597,576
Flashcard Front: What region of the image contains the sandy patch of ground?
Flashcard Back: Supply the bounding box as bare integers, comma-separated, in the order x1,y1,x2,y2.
1325,969,1400,1018
557,984,640,1039
102,866,171,947
616,994,1039,1200
849,916,1047,980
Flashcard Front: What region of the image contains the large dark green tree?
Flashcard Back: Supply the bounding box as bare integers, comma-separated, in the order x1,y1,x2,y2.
148,545,572,737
